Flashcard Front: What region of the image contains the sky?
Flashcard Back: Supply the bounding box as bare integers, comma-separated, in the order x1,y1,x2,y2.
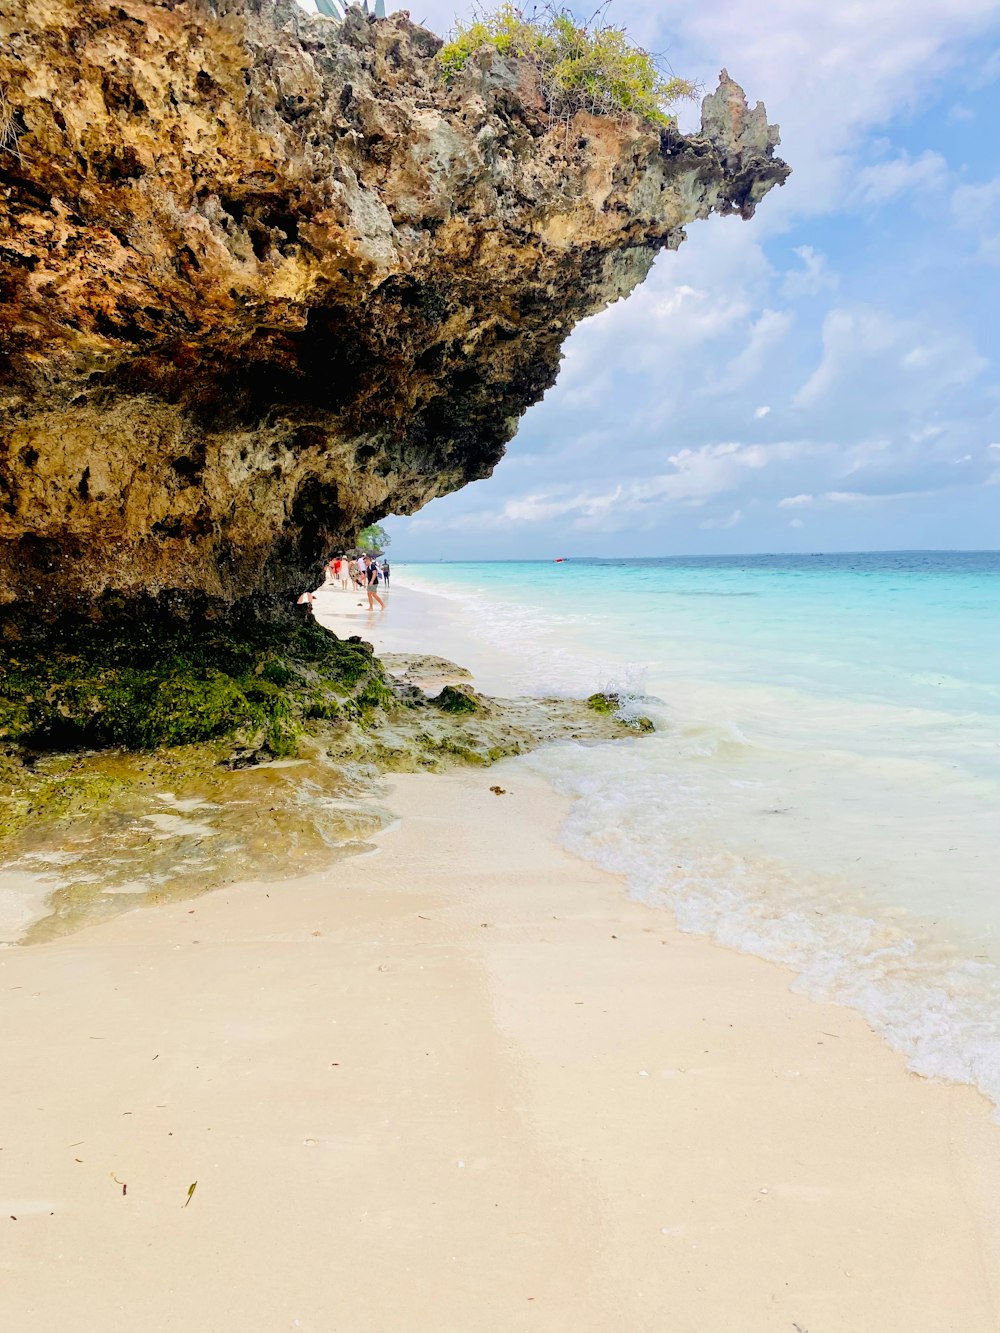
301,0,1000,557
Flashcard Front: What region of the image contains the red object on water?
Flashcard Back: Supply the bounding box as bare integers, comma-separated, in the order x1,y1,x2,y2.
554,558,565,563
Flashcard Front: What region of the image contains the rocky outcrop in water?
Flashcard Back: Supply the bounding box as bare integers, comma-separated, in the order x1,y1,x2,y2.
0,0,787,630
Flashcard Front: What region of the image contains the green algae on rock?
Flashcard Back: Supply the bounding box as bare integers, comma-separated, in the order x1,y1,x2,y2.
433,683,481,715
0,650,654,942
587,691,619,714
0,618,389,753
587,690,654,731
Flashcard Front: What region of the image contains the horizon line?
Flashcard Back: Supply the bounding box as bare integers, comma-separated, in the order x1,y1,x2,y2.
390,547,1000,562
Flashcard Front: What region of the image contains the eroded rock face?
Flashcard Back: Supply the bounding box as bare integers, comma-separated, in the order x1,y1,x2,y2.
0,0,788,628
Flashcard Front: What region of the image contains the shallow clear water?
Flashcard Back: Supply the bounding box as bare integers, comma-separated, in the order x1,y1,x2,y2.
397,553,1000,1112
0,751,392,944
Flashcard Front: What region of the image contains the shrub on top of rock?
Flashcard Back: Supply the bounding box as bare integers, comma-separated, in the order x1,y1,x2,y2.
438,4,695,127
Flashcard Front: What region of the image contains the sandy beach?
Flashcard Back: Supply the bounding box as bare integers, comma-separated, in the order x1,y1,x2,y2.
2,581,999,1331
5,0,999,1322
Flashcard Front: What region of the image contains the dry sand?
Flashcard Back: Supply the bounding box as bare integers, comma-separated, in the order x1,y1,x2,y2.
3,579,999,1330
2,765,999,1332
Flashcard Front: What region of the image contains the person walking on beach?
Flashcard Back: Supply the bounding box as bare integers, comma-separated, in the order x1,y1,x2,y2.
365,558,384,612
381,558,390,590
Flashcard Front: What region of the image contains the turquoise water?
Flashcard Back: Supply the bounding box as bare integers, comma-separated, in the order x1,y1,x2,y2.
397,553,1000,1111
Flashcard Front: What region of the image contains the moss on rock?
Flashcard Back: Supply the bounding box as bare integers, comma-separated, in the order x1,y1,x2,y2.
433,683,481,715
0,618,393,754
0,647,657,941
586,690,655,732
586,691,619,714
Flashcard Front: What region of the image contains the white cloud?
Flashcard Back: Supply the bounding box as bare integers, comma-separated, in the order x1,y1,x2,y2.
823,488,937,504
795,307,987,408
712,308,793,392
789,518,805,528
754,405,771,418
853,150,949,206
778,493,814,507
949,177,1000,262
649,440,805,504
429,440,812,534
662,0,1000,228
700,508,744,530
782,246,839,298
951,176,1000,228
909,424,946,442
794,308,898,406
971,45,1000,87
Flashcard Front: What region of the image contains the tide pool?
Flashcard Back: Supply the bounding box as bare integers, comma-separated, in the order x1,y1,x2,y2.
395,553,1000,1111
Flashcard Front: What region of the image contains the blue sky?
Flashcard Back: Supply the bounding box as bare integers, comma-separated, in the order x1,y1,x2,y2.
303,0,1000,556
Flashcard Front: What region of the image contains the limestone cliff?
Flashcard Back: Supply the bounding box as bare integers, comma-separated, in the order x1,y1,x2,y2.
0,0,788,629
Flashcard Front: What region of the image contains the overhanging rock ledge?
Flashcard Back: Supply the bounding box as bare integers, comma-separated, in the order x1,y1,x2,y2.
0,0,789,633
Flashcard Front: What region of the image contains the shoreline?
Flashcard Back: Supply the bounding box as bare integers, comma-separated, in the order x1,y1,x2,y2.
1,578,998,1328
311,571,530,695
320,570,1000,1115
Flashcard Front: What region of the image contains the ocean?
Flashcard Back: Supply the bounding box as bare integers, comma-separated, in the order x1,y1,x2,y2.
393,553,1000,1113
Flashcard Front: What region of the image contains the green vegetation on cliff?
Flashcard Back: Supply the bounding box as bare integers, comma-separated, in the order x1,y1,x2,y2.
439,5,695,126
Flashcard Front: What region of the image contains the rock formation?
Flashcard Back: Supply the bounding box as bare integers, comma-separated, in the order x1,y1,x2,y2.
0,0,788,634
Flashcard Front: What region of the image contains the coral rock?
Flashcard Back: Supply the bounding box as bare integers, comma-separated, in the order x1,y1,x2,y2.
0,0,788,629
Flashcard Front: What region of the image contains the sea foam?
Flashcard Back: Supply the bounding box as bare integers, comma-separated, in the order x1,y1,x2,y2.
400,554,1000,1115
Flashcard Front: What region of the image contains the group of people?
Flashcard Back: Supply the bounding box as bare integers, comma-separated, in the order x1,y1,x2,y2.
328,553,389,611
296,553,391,616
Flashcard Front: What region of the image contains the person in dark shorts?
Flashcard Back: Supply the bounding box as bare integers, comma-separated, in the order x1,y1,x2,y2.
365,559,384,612
381,558,390,589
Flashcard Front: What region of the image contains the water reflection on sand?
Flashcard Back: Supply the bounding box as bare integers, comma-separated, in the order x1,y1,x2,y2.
1,749,391,944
